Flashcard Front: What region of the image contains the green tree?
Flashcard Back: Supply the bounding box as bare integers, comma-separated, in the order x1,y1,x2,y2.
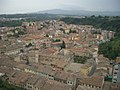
0,78,24,90
61,41,66,49
73,55,89,64
46,34,49,37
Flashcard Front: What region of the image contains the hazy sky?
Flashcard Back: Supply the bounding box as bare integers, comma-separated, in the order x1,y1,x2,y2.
0,0,120,14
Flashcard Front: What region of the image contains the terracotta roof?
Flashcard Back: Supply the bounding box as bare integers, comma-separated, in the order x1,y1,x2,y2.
81,63,92,69
76,85,85,90
79,76,104,88
8,71,33,85
34,77,46,89
42,79,71,90
21,34,42,41
39,48,58,55
55,71,76,81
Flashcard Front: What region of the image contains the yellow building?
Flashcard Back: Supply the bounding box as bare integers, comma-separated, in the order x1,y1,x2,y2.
80,63,93,76
116,57,120,63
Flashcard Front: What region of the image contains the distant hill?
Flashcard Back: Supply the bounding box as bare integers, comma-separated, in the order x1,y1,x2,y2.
38,9,120,16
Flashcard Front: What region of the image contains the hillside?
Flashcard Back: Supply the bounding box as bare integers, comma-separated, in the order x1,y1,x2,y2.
60,16,120,60
38,9,120,16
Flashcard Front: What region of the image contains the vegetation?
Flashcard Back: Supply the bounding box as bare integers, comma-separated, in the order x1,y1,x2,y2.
0,14,61,27
105,76,112,82
45,34,49,37
74,55,89,64
99,38,120,60
61,41,66,49
61,16,120,60
0,14,60,22
0,78,24,90
52,38,61,42
60,16,120,36
7,28,26,38
25,43,33,48
59,28,65,33
0,20,23,27
69,29,77,33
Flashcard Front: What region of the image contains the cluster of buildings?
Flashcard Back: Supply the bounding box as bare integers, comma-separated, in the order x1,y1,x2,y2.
0,20,119,90
112,57,120,83
0,17,24,22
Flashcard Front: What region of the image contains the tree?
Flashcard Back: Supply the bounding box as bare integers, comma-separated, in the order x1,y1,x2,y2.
99,38,120,60
0,36,2,40
69,29,76,33
20,49,24,53
46,34,49,37
25,43,32,48
52,38,61,42
26,59,29,65
0,78,24,90
61,41,66,49
91,15,95,18
60,28,65,33
73,55,89,64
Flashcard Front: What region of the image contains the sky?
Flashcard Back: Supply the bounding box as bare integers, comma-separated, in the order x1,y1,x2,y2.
0,0,120,14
